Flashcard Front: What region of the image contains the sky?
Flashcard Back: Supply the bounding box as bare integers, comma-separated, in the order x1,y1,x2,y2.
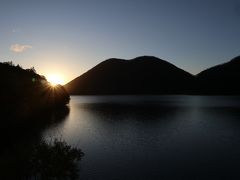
0,0,240,84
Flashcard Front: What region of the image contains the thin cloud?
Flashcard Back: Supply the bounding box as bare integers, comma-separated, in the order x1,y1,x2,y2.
12,28,21,33
10,44,32,53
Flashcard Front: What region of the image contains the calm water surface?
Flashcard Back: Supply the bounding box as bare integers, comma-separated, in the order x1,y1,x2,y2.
43,95,240,180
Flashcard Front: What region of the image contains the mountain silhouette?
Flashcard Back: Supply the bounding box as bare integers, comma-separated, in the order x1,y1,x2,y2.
196,56,240,95
65,56,195,95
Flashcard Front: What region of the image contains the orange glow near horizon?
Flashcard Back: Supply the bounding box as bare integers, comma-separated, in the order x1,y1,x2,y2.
46,74,65,86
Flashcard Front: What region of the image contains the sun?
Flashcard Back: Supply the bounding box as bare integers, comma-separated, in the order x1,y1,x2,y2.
46,74,64,86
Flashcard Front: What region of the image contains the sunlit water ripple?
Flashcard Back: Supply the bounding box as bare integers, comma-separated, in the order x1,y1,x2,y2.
42,95,240,180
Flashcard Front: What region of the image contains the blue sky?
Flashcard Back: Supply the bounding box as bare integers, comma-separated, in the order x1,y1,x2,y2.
0,0,240,83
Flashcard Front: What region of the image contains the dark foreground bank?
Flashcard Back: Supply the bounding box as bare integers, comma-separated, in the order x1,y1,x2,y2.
0,62,84,179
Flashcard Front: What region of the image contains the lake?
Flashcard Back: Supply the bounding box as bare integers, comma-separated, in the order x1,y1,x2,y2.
42,95,240,180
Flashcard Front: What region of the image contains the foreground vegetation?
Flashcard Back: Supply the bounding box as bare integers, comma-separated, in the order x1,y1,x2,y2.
1,138,84,180
0,61,70,119
0,62,84,179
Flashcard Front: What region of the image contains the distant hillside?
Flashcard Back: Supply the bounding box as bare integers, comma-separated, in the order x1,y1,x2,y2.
196,56,240,94
65,56,195,95
0,62,70,117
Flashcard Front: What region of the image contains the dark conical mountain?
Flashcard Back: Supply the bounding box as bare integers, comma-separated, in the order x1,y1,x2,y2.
196,56,240,94
65,56,194,95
